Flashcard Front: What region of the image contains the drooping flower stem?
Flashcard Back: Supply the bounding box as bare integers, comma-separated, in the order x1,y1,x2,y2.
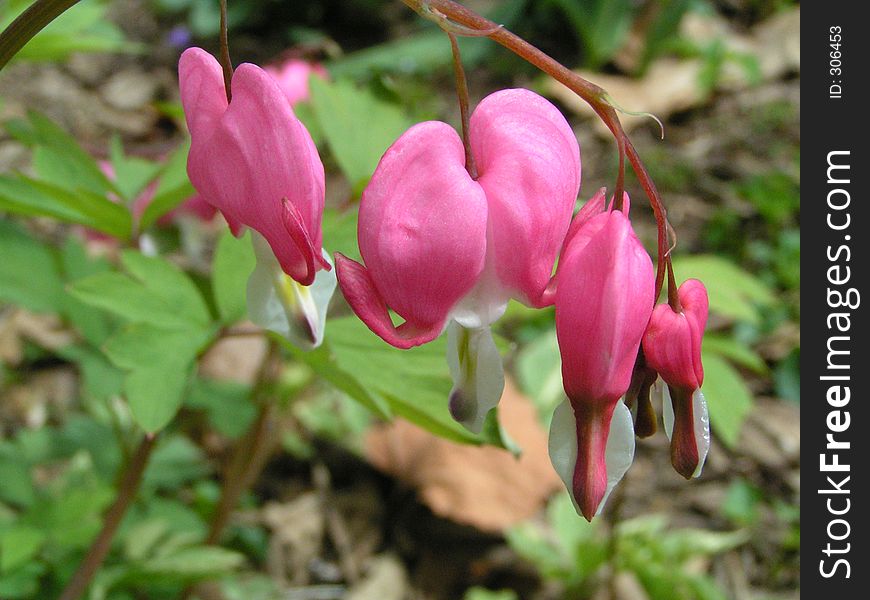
219,0,233,101
447,32,478,179
666,257,683,313
404,0,670,300
58,433,158,600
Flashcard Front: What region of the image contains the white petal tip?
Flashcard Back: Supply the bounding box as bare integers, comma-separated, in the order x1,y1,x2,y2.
446,322,505,434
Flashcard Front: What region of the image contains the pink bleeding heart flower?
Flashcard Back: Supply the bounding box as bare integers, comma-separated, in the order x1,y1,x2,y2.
264,58,328,106
336,88,580,432
549,199,654,520
179,47,336,348
643,278,710,479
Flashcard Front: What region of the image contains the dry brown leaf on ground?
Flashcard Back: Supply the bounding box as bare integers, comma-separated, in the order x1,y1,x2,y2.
198,330,268,384
365,378,561,532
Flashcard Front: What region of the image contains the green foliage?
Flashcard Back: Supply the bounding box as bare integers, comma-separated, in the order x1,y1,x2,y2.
0,415,244,598
0,114,195,239
309,77,413,196
288,316,518,452
212,230,257,323
329,0,528,79
68,251,217,432
507,493,747,599
0,0,135,64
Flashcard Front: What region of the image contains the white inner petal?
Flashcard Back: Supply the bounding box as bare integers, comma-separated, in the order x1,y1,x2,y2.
658,378,710,478
246,233,336,350
596,401,636,516
548,399,579,514
659,378,674,439
691,389,711,478
547,399,636,517
445,321,505,434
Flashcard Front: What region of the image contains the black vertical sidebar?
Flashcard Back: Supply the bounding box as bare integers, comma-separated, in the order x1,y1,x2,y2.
803,3,867,597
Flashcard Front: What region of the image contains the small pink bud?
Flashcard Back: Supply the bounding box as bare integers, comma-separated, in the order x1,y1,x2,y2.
179,47,327,285
550,204,654,520
643,279,710,478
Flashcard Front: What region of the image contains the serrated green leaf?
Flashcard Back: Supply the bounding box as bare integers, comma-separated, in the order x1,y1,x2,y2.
701,352,753,447
69,253,210,329
212,230,255,322
120,251,211,325
309,77,412,192
69,272,190,329
104,324,213,432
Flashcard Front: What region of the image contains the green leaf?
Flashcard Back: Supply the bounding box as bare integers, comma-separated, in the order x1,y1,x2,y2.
139,141,196,230
701,352,753,447
671,255,776,325
69,252,210,329
0,562,45,599
294,317,516,449
328,0,528,78
5,112,114,195
0,526,45,573
4,0,134,63
212,230,255,322
104,324,213,432
58,237,114,344
120,251,211,325
0,460,34,508
309,77,412,193
185,378,256,438
0,175,132,238
143,435,210,491
109,136,162,203
321,208,361,262
701,334,767,374
464,588,519,600
0,220,64,313
515,328,564,422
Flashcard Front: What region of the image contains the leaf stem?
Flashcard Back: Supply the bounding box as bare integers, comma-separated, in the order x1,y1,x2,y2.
57,433,158,600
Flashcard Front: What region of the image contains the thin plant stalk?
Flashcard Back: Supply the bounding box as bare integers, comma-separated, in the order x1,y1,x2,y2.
57,433,158,600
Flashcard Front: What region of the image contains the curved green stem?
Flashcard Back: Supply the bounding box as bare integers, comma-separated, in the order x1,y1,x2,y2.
0,0,82,71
